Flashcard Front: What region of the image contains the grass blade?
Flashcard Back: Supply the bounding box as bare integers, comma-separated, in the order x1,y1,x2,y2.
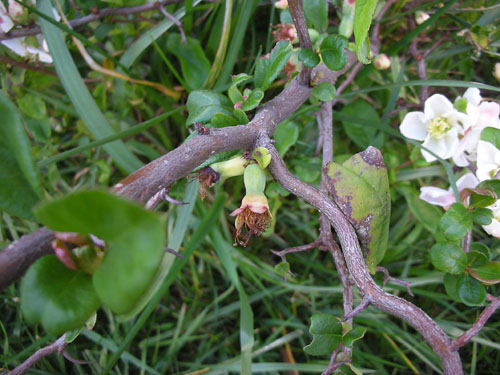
37,0,143,174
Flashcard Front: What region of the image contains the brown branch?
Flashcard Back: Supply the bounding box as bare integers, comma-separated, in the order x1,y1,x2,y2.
9,334,67,375
0,52,357,291
452,295,500,349
341,295,372,322
1,0,181,41
287,0,312,86
257,139,463,375
158,5,186,43
376,266,414,297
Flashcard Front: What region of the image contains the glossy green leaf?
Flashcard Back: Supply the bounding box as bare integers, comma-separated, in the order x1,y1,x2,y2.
476,179,500,200
470,262,500,285
298,48,320,68
470,242,491,261
429,242,467,274
166,34,211,90
470,208,493,225
304,314,342,356
228,73,252,104
457,273,486,306
242,88,264,111
186,90,233,125
326,147,391,273
0,92,42,198
342,327,367,348
34,191,165,317
21,255,100,336
233,108,249,124
481,127,500,149
353,0,378,63
468,187,497,209
443,273,461,302
254,41,293,90
339,99,380,148
303,0,328,32
312,82,336,102
399,185,441,234
25,117,51,143
467,248,489,268
274,121,299,156
320,34,349,71
438,203,473,241
274,261,290,277
38,0,142,174
211,112,239,127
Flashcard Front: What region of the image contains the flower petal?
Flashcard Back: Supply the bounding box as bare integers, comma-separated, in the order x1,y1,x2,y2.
419,186,456,207
424,94,453,119
400,111,427,141
477,102,500,128
477,141,500,181
456,173,479,191
463,88,481,106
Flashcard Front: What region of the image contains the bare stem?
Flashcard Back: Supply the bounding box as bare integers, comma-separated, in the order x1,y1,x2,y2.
288,0,312,86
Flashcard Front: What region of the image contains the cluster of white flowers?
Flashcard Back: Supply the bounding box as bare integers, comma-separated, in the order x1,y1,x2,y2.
400,88,500,237
0,1,53,63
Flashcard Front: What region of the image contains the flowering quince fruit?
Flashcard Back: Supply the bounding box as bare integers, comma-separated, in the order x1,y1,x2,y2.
476,140,500,181
231,164,271,246
482,201,500,238
419,173,479,207
400,94,470,162
453,88,500,167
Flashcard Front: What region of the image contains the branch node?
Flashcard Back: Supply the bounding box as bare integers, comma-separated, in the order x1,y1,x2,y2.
341,296,371,323
376,266,414,297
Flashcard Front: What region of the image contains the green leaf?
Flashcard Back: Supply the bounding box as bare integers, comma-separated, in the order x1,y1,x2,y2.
470,207,493,225
303,0,328,32
481,127,500,149
34,191,165,317
0,93,42,198
228,73,252,104
298,49,321,68
186,90,233,125
429,242,467,274
320,34,349,71
274,261,290,277
38,0,142,174
399,185,441,234
475,179,500,201
17,93,47,120
304,314,342,356
342,327,367,348
443,273,461,302
211,112,239,127
438,203,473,241
254,41,293,90
166,34,211,90
470,242,491,261
467,248,489,268
312,82,336,102
25,117,51,143
0,147,39,220
233,108,249,124
353,0,378,63
20,255,101,336
457,273,486,306
469,187,497,209
326,147,391,273
339,99,380,149
241,88,264,111
470,262,500,285
274,121,299,156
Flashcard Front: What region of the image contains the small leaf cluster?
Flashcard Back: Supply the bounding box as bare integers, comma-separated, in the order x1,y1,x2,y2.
430,182,500,306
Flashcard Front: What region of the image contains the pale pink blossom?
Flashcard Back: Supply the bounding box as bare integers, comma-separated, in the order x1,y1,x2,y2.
476,141,500,181
482,201,500,238
0,2,14,33
419,173,479,207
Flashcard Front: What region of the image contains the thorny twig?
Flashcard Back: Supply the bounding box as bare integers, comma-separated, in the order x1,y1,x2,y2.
1,0,182,41
376,266,414,297
7,333,91,375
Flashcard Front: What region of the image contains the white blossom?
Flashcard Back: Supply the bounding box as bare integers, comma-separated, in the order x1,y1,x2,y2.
400,94,470,162
482,201,500,238
0,1,14,33
476,141,500,181
453,88,500,166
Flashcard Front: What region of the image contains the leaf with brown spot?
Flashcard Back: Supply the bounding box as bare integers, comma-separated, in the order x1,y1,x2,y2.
326,147,391,274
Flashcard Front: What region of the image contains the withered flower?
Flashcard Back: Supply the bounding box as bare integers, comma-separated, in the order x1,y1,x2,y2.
230,164,272,246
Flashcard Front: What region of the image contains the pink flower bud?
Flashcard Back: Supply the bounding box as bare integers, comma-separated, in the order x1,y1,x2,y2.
374,54,391,70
